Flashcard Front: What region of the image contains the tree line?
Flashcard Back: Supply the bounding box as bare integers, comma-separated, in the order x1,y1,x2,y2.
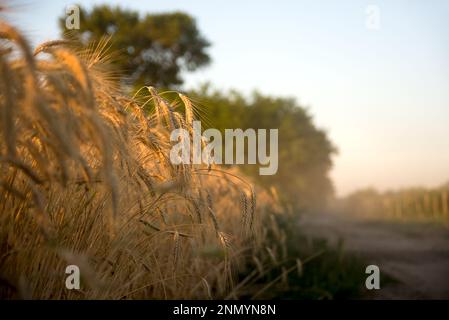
59,5,335,210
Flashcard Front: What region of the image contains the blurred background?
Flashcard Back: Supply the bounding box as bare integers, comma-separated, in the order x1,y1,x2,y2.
8,0,449,202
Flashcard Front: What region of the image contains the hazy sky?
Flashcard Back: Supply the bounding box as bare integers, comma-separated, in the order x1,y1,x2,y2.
7,0,449,196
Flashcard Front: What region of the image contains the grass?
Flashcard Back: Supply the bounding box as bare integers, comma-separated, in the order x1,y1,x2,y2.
233,213,370,300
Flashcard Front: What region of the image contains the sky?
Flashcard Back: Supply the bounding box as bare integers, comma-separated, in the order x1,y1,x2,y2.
6,0,449,196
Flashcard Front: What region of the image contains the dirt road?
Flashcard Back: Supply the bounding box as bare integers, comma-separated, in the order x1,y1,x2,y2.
299,212,449,299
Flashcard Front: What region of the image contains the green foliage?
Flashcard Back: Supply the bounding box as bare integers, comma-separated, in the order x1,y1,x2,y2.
276,236,366,300
59,5,210,88
238,213,368,300
58,5,334,209
188,85,336,210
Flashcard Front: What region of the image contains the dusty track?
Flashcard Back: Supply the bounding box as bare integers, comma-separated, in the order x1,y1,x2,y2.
299,212,449,299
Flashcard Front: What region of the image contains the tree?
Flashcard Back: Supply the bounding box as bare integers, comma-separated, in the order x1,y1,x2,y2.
59,5,210,89
187,85,336,210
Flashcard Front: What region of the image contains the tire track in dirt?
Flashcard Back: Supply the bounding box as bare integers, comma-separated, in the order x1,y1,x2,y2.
299,212,449,299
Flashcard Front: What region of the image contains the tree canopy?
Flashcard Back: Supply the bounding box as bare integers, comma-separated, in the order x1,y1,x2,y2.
59,5,211,88
187,85,337,210
58,6,335,210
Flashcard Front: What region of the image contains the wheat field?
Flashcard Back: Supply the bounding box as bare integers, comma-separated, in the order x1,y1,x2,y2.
337,185,449,225
0,21,284,299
